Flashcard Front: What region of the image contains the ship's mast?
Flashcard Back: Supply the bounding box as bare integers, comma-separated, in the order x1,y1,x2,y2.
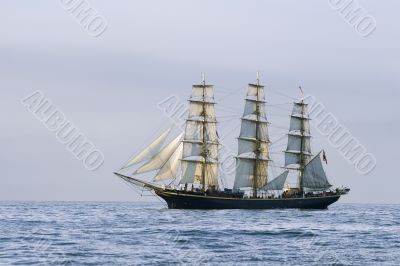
284,86,313,195
233,75,269,194
201,73,207,191
297,86,306,195
253,72,261,198
180,75,219,189
298,97,305,195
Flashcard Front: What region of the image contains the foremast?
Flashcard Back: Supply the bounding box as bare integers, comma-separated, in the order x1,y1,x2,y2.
180,75,219,190
201,76,207,190
233,74,270,198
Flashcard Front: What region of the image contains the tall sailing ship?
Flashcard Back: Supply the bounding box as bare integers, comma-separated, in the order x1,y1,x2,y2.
115,75,349,209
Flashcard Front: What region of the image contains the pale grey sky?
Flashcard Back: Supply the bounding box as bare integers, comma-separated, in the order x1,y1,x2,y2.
1,1,399,203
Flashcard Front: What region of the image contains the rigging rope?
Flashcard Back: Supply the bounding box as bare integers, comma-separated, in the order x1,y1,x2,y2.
268,87,298,101
214,86,246,101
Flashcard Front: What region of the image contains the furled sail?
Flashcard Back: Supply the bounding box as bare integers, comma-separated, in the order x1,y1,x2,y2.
263,170,289,191
135,133,183,174
285,102,312,168
179,83,219,187
234,83,270,190
121,128,171,169
302,152,331,189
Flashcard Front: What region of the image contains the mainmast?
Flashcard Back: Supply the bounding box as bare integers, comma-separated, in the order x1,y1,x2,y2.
180,75,219,190
253,73,261,198
233,73,270,197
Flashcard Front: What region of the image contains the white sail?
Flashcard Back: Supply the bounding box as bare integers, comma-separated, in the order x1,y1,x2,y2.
233,159,254,188
292,102,308,118
205,163,219,187
285,152,301,167
122,128,171,169
184,120,203,141
135,133,183,174
238,138,268,159
154,143,183,181
287,135,311,153
285,102,312,168
183,141,202,159
239,121,269,142
303,152,331,189
191,85,215,103
246,84,265,101
233,83,270,190
234,158,268,189
289,117,310,134
244,100,266,119
183,142,218,161
263,170,289,191
180,83,219,187
180,161,219,187
180,160,203,184
205,122,219,143
188,102,216,122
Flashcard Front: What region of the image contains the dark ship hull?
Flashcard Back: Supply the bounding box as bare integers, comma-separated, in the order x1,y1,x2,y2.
155,189,341,209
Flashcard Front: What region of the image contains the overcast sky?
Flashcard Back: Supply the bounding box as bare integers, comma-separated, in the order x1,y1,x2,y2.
1,1,399,203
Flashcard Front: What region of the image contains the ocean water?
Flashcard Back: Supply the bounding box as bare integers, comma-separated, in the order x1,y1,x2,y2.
0,202,399,265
